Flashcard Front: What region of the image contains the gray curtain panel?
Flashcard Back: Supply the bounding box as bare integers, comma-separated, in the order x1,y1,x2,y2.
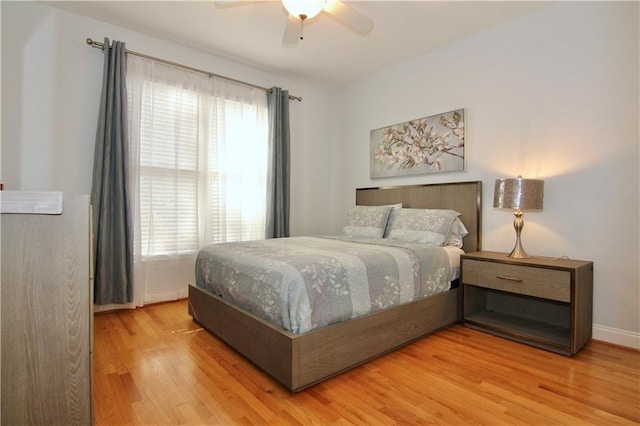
90,38,133,304
265,87,291,238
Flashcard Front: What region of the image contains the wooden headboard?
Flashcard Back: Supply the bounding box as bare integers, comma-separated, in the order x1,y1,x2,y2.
355,181,482,253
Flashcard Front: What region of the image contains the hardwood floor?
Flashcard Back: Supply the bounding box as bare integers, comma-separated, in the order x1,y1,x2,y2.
93,299,640,425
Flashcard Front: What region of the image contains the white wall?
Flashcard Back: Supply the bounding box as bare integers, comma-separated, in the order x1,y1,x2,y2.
0,0,332,237
328,2,639,348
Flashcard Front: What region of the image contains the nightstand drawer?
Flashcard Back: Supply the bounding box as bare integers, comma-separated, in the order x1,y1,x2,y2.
463,259,570,302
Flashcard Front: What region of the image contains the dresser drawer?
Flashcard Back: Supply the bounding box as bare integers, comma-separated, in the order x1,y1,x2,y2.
462,259,570,302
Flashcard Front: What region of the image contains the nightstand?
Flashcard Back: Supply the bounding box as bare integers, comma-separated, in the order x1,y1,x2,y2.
460,251,593,355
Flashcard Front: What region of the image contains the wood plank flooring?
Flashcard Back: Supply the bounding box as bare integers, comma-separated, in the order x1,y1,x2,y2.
93,299,640,425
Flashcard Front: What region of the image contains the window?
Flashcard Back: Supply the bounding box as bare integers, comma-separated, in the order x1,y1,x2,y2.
126,56,268,303
137,81,201,256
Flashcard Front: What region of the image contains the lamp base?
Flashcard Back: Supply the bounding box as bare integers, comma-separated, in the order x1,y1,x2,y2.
508,210,531,259
508,242,530,259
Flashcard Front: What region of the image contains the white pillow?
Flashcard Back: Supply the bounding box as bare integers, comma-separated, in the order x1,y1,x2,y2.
444,217,469,248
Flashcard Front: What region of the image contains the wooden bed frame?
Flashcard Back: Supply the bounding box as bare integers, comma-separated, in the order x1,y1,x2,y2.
189,181,482,392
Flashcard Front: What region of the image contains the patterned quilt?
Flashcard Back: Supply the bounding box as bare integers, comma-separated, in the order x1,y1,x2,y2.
195,236,453,333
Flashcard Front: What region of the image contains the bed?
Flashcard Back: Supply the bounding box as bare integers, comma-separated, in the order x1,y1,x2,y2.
188,181,482,392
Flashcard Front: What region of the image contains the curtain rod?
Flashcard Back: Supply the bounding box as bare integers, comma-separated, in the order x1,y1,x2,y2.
85,38,302,102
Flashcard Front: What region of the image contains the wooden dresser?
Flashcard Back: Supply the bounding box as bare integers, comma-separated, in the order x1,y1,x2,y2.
1,192,93,424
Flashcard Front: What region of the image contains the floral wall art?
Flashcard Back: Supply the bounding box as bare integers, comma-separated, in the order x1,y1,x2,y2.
370,109,465,178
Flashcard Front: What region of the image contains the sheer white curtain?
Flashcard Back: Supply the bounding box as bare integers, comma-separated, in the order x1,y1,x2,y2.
125,55,269,306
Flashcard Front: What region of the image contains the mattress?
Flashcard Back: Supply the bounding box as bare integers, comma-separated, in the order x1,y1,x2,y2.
443,245,464,281
195,236,461,333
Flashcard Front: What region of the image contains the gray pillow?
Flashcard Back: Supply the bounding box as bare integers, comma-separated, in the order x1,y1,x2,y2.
387,208,461,246
382,203,403,238
342,205,392,238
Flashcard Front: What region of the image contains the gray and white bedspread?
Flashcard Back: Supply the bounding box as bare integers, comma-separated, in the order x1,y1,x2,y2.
195,236,454,334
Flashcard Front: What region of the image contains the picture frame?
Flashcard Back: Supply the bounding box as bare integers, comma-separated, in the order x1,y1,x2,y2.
370,108,466,179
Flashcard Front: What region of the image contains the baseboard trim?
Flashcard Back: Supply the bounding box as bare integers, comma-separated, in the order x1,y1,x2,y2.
593,324,640,350
144,289,189,305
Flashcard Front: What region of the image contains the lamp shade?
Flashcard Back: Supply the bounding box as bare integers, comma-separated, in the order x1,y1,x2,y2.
493,176,544,211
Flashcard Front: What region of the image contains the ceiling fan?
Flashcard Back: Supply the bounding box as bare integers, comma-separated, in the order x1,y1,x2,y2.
216,0,374,44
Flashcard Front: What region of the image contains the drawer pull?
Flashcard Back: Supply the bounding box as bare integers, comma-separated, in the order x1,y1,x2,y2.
496,275,524,283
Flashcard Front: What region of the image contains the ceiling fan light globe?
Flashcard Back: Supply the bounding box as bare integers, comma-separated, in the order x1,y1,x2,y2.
282,0,324,20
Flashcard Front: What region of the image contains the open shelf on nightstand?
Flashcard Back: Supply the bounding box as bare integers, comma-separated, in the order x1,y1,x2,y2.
463,285,572,352
465,310,570,348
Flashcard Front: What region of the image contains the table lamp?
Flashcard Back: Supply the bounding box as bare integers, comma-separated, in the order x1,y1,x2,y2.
493,175,544,258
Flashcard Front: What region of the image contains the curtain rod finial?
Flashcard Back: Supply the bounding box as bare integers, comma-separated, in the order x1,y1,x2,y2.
86,38,94,45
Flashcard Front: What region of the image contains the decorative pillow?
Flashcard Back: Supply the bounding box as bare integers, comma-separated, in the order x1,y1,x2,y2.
387,208,462,246
382,203,403,238
444,217,469,248
342,205,392,238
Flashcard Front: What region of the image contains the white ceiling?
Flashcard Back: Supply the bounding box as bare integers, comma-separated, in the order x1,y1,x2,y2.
48,1,550,89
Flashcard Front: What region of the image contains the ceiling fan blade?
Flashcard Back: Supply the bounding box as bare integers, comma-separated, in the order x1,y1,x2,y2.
282,14,300,45
323,0,373,35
